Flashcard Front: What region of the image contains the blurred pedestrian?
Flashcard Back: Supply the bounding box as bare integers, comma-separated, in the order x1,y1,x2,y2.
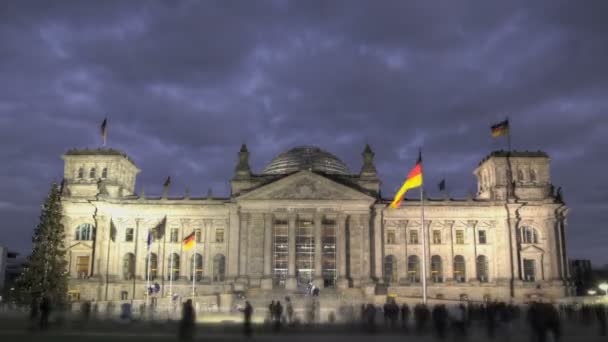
178,299,196,341
285,297,294,325
400,303,410,330
39,296,51,330
432,304,448,339
241,300,253,337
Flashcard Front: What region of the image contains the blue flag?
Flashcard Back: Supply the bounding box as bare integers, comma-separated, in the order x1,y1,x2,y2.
147,231,152,249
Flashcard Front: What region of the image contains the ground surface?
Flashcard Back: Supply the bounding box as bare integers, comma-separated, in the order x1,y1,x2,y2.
0,312,605,342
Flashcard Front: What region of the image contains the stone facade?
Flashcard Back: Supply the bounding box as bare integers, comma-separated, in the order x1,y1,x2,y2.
60,146,570,304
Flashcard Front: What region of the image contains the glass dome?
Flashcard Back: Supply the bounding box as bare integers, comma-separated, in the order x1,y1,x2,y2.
262,146,350,175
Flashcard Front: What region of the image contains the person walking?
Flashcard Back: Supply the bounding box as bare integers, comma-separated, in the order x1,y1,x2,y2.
241,301,253,337
400,303,410,331
285,297,294,325
39,296,51,331
178,299,196,341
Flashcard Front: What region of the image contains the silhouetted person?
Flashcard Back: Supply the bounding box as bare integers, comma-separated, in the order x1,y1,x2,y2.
414,303,429,333
432,304,448,339
274,301,283,331
285,297,294,325
179,299,196,341
485,302,497,339
545,303,561,342
28,298,39,330
594,304,607,336
365,303,376,333
400,303,410,330
268,300,275,323
38,296,51,330
241,301,253,337
450,304,467,338
81,300,91,323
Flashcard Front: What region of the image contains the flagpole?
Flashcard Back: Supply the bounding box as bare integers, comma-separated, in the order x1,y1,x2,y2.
169,245,174,298
420,186,428,304
191,235,196,298
146,235,151,306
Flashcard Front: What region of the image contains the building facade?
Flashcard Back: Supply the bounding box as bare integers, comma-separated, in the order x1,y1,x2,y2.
60,145,570,303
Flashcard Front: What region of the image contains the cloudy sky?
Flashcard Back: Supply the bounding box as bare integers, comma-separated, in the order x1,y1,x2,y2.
1,1,607,265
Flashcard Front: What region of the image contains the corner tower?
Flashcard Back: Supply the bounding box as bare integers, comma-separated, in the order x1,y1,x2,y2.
474,150,552,201
61,148,140,198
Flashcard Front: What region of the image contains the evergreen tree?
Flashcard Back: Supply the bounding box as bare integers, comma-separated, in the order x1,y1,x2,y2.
14,182,68,306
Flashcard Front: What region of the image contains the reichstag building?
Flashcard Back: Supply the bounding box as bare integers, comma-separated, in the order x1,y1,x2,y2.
61,144,570,303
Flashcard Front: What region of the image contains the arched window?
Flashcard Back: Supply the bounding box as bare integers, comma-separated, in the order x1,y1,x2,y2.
530,169,537,182
192,254,204,281
75,223,94,241
146,253,158,280
431,255,443,283
168,254,180,280
383,255,397,283
476,255,489,282
101,168,108,179
89,168,96,179
517,169,524,182
123,253,135,280
522,227,539,244
454,255,466,283
77,168,84,179
213,254,226,282
407,255,420,283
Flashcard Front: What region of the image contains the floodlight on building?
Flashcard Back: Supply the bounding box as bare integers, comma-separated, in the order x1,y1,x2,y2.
599,283,608,296
588,290,597,296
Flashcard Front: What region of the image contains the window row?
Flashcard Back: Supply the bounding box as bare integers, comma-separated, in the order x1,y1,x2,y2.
75,224,225,244
121,253,226,282
77,167,108,179
386,229,488,245
383,255,490,284
516,168,538,183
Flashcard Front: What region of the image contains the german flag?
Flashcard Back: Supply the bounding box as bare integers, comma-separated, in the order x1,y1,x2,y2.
390,152,423,208
183,232,195,251
491,119,509,137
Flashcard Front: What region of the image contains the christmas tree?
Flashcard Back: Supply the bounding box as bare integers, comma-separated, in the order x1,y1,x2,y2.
14,182,68,306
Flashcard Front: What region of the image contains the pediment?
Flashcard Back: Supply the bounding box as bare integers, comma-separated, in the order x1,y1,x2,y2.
68,241,93,250
236,170,375,202
521,244,544,254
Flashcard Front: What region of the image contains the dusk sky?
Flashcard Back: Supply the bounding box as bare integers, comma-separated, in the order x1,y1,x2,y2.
0,1,606,265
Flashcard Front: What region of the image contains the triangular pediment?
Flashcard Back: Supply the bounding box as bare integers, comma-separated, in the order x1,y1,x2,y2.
236,170,375,202
68,241,93,250
521,244,544,254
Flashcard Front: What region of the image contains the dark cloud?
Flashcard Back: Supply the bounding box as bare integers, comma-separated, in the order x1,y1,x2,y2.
1,0,607,266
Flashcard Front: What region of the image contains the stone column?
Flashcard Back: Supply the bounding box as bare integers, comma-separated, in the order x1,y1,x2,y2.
313,212,324,288
203,219,212,280
286,212,297,290
373,206,383,283
336,213,349,289
360,213,372,285
446,220,455,282
226,206,240,280
238,213,249,283
261,213,273,289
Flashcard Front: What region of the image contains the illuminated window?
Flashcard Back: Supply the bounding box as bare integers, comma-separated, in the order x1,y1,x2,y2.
478,230,487,244
432,230,441,244
75,223,94,241
76,256,89,279
125,228,134,242
453,255,466,282
456,230,464,244
213,254,225,282
192,254,203,281
170,229,179,242
431,255,442,283
123,253,135,280
476,255,488,282
168,254,180,280
146,253,158,280
272,219,288,287
387,230,396,244
409,230,419,244
383,255,397,283
523,259,535,282
215,228,224,243
407,255,420,283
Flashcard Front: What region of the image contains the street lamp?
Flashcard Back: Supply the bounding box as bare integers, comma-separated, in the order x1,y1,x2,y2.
588,290,597,296
599,283,608,297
